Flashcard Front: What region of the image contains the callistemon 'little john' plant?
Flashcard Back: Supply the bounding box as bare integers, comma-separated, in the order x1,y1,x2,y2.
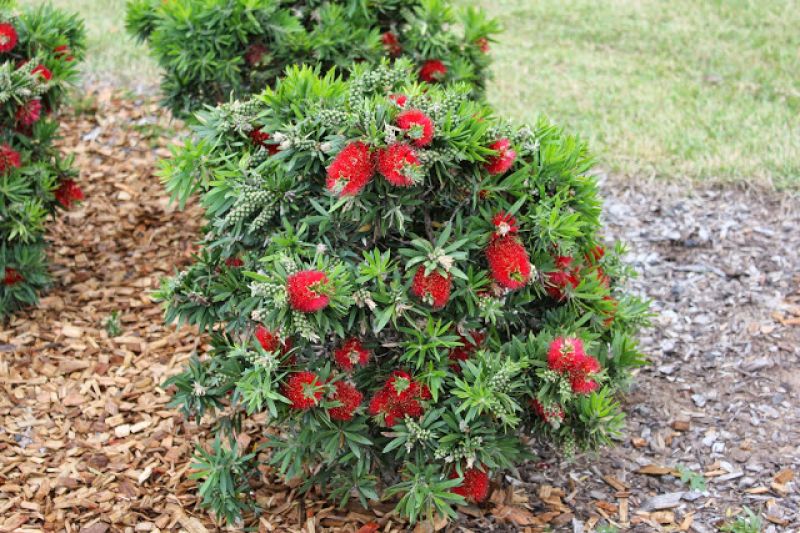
157,61,649,525
126,0,499,116
0,3,85,317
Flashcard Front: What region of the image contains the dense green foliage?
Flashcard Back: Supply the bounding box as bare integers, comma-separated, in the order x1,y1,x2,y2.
125,0,498,116
157,61,649,524
0,1,85,317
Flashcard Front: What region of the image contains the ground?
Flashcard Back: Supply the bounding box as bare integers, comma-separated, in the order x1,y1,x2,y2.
1,93,798,532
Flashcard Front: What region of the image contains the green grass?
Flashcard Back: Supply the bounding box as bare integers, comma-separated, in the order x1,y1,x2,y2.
19,0,800,186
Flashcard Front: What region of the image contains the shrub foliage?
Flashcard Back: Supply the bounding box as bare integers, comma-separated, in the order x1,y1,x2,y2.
157,61,649,524
126,0,498,116
0,2,85,317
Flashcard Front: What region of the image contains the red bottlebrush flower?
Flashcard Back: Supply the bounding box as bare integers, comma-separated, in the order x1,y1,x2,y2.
485,236,531,290
450,467,490,503
244,42,268,66
249,129,280,155
475,37,490,53
491,212,519,240
419,59,447,83
484,138,517,175
54,44,74,62
531,398,565,423
585,245,605,263
286,270,331,313
449,331,486,371
411,266,452,309
396,109,434,147
0,23,18,53
54,179,84,208
254,325,292,357
328,381,363,421
570,373,599,395
225,257,244,268
333,337,370,371
326,141,375,196
389,93,407,107
3,267,24,286
381,32,402,57
282,371,324,410
32,64,52,82
368,371,428,426
377,143,421,187
545,256,580,300
0,144,21,174
546,336,585,374
16,99,42,128
601,295,617,327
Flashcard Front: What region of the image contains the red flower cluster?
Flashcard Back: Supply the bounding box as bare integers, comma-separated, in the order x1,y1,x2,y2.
255,325,293,355
282,371,324,410
411,266,452,309
0,22,17,53
333,337,370,371
450,467,490,503
491,211,518,240
484,138,516,175
396,109,434,147
389,93,407,107
601,295,618,328
328,381,363,421
249,129,279,155
486,236,531,290
54,179,84,208
545,256,580,300
16,99,42,128
287,270,330,313
326,141,375,196
53,44,74,62
3,267,24,286
368,370,430,426
475,37,490,53
224,257,244,268
244,42,267,66
381,32,402,57
449,331,486,371
0,144,21,173
419,59,447,83
377,143,421,187
530,398,564,423
547,337,600,394
32,64,52,82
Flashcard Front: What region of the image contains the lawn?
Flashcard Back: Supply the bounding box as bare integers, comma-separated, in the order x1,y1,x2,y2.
21,0,800,187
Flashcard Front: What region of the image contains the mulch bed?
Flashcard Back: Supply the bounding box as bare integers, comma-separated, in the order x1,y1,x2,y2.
1,94,798,532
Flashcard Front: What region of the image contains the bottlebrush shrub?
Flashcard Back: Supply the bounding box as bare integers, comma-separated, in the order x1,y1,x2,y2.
156,61,650,525
0,3,85,317
125,0,498,116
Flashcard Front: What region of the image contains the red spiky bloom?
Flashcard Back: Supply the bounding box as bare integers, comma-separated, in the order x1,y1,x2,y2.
0,23,18,53
377,143,421,187
485,236,531,290
389,93,407,107
287,270,331,313
254,325,293,358
491,211,519,240
531,398,565,423
396,109,434,147
0,144,21,174
449,331,486,371
368,370,429,426
585,245,605,264
326,141,375,196
16,99,42,128
328,381,363,421
224,257,244,268
545,256,580,300
381,32,402,57
244,42,268,66
333,337,370,371
53,44,74,62
411,266,452,309
601,295,617,327
3,268,24,286
32,64,53,82
419,59,447,83
484,138,517,175
546,337,586,374
282,371,324,410
569,353,601,395
249,129,279,155
54,179,84,208
450,467,490,503
475,37,490,53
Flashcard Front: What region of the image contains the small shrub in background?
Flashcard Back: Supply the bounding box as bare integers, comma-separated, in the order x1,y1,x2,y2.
0,2,85,317
125,0,498,116
156,61,650,525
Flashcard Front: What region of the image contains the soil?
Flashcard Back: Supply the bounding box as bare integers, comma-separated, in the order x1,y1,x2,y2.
1,95,797,532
